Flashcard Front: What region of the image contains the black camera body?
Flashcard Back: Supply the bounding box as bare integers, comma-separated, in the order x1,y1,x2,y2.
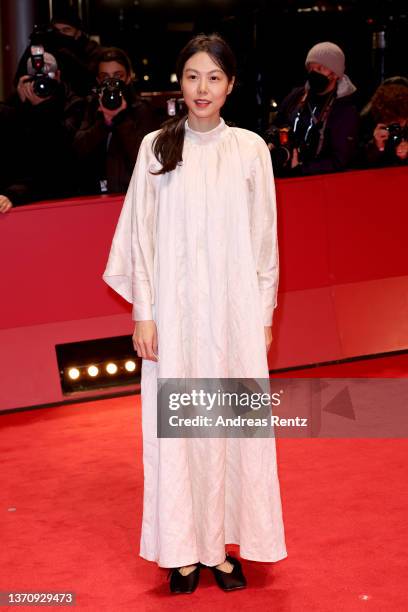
29,24,56,48
29,45,58,98
97,78,126,111
385,123,408,152
265,125,297,168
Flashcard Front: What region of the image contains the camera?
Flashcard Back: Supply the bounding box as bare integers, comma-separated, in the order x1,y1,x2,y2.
265,125,297,168
29,24,56,48
97,78,126,111
28,45,58,98
166,97,186,117
385,123,408,152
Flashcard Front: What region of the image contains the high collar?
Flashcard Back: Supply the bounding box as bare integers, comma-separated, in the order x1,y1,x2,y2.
184,117,228,143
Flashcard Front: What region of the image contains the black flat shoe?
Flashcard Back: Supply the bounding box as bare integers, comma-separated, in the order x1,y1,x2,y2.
209,554,247,591
167,563,201,593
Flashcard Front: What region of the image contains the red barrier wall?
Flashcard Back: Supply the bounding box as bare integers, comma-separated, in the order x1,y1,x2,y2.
1,166,407,411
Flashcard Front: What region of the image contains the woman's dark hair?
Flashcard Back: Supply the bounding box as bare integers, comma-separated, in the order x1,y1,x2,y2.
381,76,408,88
92,47,134,78
361,75,408,119
151,33,236,175
370,83,408,124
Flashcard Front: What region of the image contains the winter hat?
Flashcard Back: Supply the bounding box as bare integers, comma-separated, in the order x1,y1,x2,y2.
51,6,83,30
305,42,345,78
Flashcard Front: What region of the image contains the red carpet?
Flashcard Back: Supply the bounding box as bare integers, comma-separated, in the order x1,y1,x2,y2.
1,355,408,611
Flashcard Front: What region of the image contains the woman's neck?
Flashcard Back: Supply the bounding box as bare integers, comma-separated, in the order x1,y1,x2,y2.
187,112,222,132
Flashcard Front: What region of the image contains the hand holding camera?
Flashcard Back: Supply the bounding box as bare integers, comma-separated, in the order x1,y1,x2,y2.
373,123,389,151
97,78,128,126
395,140,408,160
17,45,59,106
17,75,51,105
374,122,407,159
99,94,127,126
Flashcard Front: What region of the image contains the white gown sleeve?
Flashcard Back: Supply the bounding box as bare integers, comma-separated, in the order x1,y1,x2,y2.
102,133,157,321
249,137,280,327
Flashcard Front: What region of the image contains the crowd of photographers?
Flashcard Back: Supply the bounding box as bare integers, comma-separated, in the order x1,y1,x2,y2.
0,7,407,214
265,42,408,177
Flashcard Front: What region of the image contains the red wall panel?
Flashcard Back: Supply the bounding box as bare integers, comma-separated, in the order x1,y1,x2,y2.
0,166,407,411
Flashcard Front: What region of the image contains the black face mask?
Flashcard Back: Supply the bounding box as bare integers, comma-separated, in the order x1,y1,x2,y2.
307,70,330,94
53,31,80,51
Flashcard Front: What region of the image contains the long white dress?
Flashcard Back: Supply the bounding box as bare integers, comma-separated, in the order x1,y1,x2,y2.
103,117,287,568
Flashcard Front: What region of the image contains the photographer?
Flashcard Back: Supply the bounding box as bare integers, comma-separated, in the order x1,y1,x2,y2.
0,103,20,213
7,50,84,204
358,77,408,168
73,47,159,195
14,6,100,97
265,42,359,176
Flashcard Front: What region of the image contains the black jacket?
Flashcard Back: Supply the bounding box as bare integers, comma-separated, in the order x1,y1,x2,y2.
268,76,360,176
0,103,21,197
73,84,160,195
5,83,84,205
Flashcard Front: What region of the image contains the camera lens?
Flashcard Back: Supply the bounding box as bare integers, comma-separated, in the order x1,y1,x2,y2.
101,79,124,110
33,75,57,98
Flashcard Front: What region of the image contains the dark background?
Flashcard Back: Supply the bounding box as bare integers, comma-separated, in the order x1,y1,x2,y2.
1,0,407,130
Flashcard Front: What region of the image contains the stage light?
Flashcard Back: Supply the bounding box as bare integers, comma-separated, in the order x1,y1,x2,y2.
170,73,178,83
57,336,141,393
142,58,148,65
143,75,150,81
125,360,136,372
106,362,118,375
87,365,99,377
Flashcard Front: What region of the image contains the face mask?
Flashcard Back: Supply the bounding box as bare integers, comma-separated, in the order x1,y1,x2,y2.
307,70,330,94
53,31,79,50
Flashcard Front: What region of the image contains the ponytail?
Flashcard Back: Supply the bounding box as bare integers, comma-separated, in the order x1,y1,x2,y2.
151,112,188,175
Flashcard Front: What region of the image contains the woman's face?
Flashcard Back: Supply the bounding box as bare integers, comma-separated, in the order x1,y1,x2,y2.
97,61,131,85
181,51,234,124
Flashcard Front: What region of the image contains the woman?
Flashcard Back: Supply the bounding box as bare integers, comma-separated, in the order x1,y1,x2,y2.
103,33,287,594
358,77,408,168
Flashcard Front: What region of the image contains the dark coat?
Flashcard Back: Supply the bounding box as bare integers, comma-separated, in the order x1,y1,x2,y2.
73,84,160,195
0,103,20,197
268,76,360,176
3,83,84,205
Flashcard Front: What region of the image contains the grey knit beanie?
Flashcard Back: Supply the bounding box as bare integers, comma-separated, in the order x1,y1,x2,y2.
305,42,345,78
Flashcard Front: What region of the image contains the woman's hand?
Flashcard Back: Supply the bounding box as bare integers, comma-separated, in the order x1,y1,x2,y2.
99,95,127,126
373,123,389,151
291,147,300,168
264,326,273,354
17,75,51,105
133,320,158,362
0,195,13,214
17,75,32,103
395,140,408,160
